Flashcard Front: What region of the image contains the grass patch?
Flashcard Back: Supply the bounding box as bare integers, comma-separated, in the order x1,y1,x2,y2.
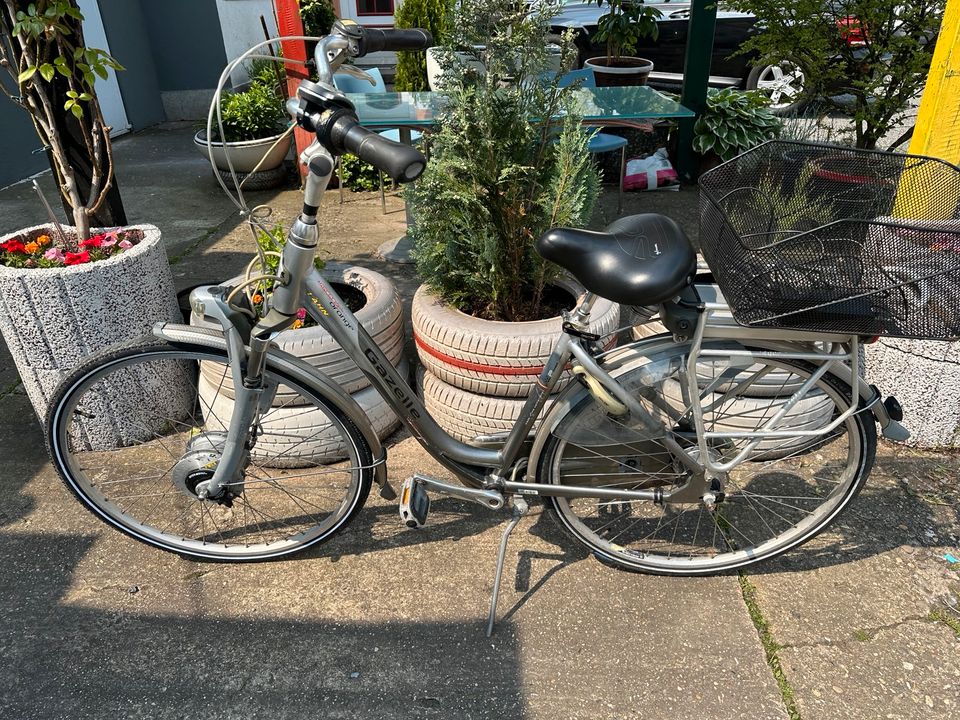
928,609,960,637
0,379,22,399
851,628,872,642
739,573,802,720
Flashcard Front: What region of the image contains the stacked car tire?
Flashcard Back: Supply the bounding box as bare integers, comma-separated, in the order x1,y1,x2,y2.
190,264,405,466
412,280,620,445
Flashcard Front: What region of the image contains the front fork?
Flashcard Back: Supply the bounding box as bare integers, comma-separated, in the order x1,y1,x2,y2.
192,143,336,500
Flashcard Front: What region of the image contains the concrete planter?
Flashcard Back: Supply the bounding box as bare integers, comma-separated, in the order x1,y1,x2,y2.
866,339,960,447
193,129,292,174
0,224,187,440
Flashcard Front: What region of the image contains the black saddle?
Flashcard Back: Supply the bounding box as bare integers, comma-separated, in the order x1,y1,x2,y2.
536,214,696,306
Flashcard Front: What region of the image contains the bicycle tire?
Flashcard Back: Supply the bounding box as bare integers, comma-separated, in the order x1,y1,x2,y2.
45,339,374,561
536,341,876,575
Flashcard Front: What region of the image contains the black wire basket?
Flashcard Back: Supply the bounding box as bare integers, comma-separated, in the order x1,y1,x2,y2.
698,140,960,339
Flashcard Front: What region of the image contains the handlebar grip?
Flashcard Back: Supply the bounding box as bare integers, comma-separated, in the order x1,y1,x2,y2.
360,28,433,55
329,115,426,184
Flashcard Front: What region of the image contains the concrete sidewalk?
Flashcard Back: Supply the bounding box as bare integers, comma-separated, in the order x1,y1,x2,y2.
0,124,958,720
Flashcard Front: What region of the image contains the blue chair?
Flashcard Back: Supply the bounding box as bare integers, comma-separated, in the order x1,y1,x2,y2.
332,68,422,213
554,68,629,213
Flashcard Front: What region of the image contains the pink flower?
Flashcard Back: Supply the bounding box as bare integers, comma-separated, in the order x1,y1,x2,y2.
43,247,65,262
296,308,307,320
101,230,119,247
118,239,133,250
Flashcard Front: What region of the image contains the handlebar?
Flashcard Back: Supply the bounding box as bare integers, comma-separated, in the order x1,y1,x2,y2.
359,28,433,55
328,114,426,184
299,24,431,184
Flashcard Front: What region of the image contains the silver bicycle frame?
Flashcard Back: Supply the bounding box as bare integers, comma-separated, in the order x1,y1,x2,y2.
684,299,862,476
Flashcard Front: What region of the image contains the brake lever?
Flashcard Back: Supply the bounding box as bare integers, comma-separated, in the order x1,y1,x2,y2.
335,64,377,86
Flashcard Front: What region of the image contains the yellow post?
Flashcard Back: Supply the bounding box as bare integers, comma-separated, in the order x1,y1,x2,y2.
909,0,960,162
894,0,960,219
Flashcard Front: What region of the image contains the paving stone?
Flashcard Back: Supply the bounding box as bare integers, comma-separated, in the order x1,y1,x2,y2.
781,621,960,720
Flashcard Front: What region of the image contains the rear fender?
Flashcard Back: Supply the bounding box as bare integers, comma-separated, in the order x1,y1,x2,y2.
525,334,907,480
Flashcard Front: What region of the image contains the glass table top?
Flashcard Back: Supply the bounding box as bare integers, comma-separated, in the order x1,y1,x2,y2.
348,86,694,128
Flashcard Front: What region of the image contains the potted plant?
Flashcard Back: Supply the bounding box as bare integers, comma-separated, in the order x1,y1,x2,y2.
407,0,619,443
0,1,182,428
583,0,661,87
193,61,292,186
688,88,782,173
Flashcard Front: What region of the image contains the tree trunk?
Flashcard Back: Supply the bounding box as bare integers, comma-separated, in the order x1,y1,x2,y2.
11,0,127,227
47,103,126,227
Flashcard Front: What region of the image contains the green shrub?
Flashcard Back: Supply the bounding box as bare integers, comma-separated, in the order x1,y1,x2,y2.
693,88,781,161
394,0,451,91
298,0,337,36
408,0,599,322
730,0,942,149
340,153,380,191
215,82,286,142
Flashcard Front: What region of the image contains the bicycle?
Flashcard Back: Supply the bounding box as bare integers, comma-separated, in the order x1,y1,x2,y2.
48,22,960,634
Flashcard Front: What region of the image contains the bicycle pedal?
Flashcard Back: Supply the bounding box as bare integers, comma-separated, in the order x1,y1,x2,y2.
399,476,430,528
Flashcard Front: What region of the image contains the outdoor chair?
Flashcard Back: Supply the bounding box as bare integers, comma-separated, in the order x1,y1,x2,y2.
554,68,629,213
332,68,422,214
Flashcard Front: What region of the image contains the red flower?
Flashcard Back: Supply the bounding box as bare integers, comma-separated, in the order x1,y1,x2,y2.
64,251,91,265
0,239,26,254
79,235,104,249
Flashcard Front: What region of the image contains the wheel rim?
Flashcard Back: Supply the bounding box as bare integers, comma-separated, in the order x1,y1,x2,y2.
545,346,866,572
51,349,367,559
756,64,804,108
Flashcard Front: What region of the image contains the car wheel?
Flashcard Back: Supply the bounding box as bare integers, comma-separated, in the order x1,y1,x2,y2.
746,62,807,114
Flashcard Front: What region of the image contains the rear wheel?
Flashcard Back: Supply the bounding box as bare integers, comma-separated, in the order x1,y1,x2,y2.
536,342,876,574
46,341,373,561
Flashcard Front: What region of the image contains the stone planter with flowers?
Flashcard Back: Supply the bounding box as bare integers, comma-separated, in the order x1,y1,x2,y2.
0,224,182,428
0,3,182,432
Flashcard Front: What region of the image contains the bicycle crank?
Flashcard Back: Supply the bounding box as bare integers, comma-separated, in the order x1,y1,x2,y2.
398,473,505,528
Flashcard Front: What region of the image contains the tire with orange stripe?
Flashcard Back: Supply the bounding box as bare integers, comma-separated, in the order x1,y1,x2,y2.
412,280,619,397
418,369,554,445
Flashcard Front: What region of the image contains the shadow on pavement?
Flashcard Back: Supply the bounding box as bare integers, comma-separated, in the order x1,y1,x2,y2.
0,531,529,720
0,393,48,528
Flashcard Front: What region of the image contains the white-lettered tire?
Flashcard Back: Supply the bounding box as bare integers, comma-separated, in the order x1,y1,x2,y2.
192,263,403,396
412,279,619,398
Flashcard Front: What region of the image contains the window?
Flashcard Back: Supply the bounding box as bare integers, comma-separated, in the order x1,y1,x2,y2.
357,0,393,15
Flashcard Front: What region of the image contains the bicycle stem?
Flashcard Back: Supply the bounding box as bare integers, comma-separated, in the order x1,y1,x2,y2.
198,149,336,500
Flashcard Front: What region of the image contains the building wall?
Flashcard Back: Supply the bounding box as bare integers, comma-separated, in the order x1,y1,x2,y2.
0,102,47,189
216,0,279,84
98,0,165,130
139,0,229,119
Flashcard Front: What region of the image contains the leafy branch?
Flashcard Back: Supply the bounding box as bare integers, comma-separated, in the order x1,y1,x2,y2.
0,0,124,239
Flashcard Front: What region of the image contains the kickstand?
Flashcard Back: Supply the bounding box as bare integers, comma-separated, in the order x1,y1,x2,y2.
486,497,529,637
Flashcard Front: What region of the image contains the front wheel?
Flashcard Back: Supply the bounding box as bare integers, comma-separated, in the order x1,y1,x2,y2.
46,341,374,561
536,342,876,574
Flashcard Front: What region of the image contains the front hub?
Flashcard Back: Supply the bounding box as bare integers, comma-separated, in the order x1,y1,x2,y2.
171,432,242,504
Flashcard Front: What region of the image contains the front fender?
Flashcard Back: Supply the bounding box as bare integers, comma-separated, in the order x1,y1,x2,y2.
153,322,395,498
